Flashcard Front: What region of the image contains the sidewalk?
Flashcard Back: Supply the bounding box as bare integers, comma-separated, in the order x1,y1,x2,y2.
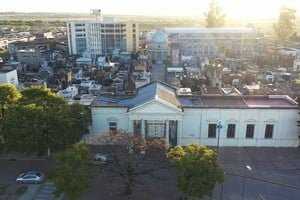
18,184,41,200
18,181,64,200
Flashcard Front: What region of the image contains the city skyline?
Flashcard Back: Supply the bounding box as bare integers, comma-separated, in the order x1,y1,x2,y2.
1,0,299,19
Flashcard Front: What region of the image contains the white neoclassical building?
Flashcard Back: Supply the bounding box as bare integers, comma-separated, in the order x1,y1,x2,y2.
90,81,299,147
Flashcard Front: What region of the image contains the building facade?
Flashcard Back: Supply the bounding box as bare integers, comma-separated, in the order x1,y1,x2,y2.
0,68,19,87
166,28,264,64
67,18,139,57
90,81,299,148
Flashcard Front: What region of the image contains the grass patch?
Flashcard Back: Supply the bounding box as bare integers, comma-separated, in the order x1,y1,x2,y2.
16,185,28,196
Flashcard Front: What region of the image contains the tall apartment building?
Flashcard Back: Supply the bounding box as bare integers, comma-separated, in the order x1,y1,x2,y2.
67,11,139,57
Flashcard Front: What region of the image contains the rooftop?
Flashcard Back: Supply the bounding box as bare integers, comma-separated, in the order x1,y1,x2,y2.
91,81,298,109
165,27,256,34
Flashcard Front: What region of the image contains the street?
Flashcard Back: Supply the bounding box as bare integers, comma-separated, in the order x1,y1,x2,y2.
1,147,300,199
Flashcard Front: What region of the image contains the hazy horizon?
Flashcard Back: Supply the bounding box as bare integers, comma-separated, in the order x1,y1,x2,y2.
1,0,299,20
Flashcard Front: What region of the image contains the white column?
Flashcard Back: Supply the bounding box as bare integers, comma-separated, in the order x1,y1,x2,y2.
165,120,170,144
141,119,145,138
128,119,133,133
178,120,182,145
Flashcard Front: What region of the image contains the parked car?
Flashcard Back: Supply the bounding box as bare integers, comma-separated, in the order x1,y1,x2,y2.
94,153,108,162
16,171,45,184
88,153,108,166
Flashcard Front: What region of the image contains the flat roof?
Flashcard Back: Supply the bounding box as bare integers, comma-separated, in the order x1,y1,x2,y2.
244,96,297,108
91,82,298,109
166,27,256,34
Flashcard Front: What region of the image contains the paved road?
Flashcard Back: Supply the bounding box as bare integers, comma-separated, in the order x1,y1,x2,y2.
1,147,300,199
0,159,54,185
215,147,300,200
0,159,55,200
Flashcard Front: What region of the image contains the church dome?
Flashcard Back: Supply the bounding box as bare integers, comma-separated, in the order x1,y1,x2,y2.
151,31,168,43
149,30,170,52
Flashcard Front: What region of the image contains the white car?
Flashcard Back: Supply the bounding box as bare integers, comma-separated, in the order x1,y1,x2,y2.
16,171,45,184
88,153,108,166
94,153,108,163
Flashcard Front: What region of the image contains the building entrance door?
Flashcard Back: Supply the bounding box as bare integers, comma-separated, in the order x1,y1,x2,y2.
145,120,165,138
169,120,178,146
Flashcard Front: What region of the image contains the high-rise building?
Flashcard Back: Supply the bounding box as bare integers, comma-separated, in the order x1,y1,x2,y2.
67,11,139,57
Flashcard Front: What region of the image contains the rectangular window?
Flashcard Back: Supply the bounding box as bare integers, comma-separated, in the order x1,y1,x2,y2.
264,124,274,139
208,124,216,138
246,124,254,138
227,124,235,138
109,122,117,132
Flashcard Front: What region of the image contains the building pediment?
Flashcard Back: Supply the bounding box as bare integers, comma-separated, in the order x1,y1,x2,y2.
128,100,182,115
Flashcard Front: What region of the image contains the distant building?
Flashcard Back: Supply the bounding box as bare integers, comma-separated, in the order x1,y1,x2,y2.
8,40,54,70
67,11,139,57
0,68,18,87
16,49,42,70
166,27,264,64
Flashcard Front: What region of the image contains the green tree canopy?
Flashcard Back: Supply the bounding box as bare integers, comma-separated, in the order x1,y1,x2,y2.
19,86,67,110
204,0,226,28
273,6,296,41
1,86,87,155
47,143,92,199
0,84,20,119
167,144,224,199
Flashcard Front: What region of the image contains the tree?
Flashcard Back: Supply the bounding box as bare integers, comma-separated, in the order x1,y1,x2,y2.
1,86,87,155
167,144,224,199
0,84,20,120
47,143,92,199
91,131,169,195
290,32,300,42
204,0,226,28
273,6,296,41
19,86,66,110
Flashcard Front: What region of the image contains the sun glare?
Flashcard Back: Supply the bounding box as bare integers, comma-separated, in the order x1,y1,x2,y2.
220,0,299,19
0,0,299,19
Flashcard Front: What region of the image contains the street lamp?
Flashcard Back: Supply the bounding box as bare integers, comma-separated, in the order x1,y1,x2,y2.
220,172,226,200
216,120,223,154
241,165,252,200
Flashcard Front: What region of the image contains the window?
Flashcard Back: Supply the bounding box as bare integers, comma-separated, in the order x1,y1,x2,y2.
208,124,216,138
264,124,274,139
246,124,254,138
109,122,117,132
227,124,235,138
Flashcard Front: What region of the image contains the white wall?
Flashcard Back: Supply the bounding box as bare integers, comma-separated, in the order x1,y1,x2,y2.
91,104,299,147
181,108,299,147
0,69,18,87
92,107,129,135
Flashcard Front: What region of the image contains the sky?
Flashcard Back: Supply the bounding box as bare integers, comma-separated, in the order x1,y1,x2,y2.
1,0,299,19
